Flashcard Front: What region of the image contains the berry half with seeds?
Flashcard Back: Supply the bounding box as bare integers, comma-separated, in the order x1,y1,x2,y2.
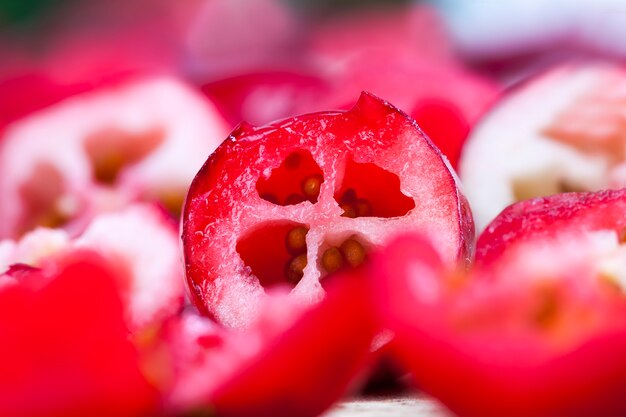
183,92,473,328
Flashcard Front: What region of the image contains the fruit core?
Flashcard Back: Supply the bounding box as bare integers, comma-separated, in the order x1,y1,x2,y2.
240,149,414,289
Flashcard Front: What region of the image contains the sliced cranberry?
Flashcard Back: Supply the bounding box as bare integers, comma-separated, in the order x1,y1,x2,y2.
183,92,473,327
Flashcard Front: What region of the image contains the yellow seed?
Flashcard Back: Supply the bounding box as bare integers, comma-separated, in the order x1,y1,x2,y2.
286,226,308,255
340,203,357,218
340,238,366,267
355,198,373,217
321,247,344,273
301,174,324,201
286,254,307,284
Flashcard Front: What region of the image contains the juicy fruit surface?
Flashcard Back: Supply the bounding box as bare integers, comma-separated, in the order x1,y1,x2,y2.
183,92,473,327
476,189,626,267
460,64,626,231
373,233,626,417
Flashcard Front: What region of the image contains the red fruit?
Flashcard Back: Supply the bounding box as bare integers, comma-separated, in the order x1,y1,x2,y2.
0,203,185,331
374,233,626,417
308,4,456,71
460,64,626,230
0,75,228,238
201,70,330,126
476,189,626,268
318,57,498,169
148,269,377,417
308,6,499,170
183,92,473,327
0,252,158,417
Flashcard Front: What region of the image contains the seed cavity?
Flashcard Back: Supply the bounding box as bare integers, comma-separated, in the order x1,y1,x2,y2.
339,188,374,218
84,127,165,185
18,163,75,236
236,221,309,289
256,149,324,206
286,254,307,284
334,159,414,218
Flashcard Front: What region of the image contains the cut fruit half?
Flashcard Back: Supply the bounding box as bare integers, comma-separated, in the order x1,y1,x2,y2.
460,64,626,231
0,75,228,239
183,92,473,328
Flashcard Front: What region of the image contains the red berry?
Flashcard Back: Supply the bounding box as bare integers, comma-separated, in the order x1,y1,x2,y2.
183,92,473,327
476,189,626,268
0,252,159,417
153,269,377,417
373,232,626,417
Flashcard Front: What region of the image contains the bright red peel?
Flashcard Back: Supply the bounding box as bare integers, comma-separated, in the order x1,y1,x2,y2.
0,253,158,417
373,233,626,417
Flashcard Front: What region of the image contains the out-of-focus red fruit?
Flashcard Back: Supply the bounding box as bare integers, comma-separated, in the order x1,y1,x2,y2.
201,70,331,126
0,253,159,417
183,92,473,327
145,269,377,417
0,203,185,331
310,41,498,169
476,189,626,268
374,232,626,417
185,0,303,78
460,64,626,231
0,75,228,239
308,4,455,68
0,74,96,134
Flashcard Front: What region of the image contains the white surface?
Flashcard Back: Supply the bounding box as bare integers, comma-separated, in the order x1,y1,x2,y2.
323,395,453,417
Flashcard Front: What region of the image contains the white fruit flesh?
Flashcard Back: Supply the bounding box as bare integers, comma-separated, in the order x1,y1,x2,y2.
461,65,626,231
0,76,228,238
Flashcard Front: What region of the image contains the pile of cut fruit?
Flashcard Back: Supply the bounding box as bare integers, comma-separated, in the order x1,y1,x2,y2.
3,5,626,416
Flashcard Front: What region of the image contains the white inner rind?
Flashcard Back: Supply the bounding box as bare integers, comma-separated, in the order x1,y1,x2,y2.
460,65,626,232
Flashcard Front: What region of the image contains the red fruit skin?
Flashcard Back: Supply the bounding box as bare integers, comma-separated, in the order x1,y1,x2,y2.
309,25,500,171
373,233,626,417
201,70,330,126
476,189,626,267
183,92,473,324
209,269,378,417
0,252,158,417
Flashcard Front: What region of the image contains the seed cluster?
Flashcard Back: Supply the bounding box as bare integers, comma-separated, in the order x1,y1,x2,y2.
321,237,367,274
338,188,373,218
262,174,324,206
285,226,309,284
